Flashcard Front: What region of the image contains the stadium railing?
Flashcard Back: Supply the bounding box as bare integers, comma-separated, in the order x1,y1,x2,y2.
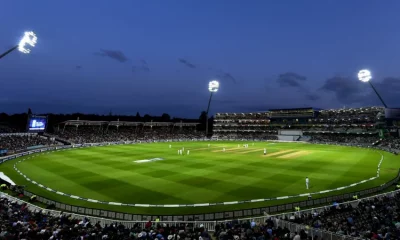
270,218,355,240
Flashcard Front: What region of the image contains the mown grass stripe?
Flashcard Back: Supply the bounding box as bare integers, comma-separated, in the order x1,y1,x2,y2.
4,141,397,215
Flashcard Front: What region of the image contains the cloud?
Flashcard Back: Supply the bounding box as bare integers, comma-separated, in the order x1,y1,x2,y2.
132,59,150,72
216,72,237,84
178,58,196,68
277,72,307,88
318,75,400,107
369,77,400,107
94,49,128,63
320,75,369,104
273,72,320,102
305,93,320,101
378,77,400,91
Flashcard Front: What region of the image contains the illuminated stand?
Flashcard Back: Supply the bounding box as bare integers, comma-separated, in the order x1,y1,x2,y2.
357,69,388,108
0,31,37,60
206,80,219,136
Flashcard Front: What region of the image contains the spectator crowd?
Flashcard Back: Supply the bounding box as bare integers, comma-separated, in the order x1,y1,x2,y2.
3,191,400,239
0,196,213,240
213,218,309,240
55,126,204,144
284,193,400,239
0,135,55,153
309,134,380,145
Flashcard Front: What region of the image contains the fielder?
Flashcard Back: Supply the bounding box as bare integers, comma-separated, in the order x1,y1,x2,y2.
208,144,210,148
264,148,267,155
306,177,309,190
169,145,171,148
223,148,225,152
187,150,190,155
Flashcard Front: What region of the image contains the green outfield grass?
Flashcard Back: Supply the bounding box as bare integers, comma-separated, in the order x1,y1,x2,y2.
1,141,400,215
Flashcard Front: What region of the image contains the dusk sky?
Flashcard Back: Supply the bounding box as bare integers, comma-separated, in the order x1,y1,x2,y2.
1,1,400,118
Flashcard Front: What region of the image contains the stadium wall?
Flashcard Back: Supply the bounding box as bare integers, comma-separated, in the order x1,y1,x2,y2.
277,135,296,141
1,141,399,221
278,130,303,136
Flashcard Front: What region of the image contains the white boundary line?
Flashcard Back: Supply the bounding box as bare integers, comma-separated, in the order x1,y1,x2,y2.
11,142,384,208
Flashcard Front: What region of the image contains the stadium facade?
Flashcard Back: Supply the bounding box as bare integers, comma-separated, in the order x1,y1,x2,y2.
214,106,400,140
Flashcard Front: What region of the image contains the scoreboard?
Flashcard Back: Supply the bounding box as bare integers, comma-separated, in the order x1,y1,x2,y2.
26,115,47,133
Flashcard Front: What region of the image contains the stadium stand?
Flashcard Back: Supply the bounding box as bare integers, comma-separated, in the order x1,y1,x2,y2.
309,134,380,145
1,107,400,240
213,106,400,152
4,188,400,240
213,112,277,140
0,134,57,153
54,120,202,144
0,195,213,240
285,193,400,239
213,218,309,240
213,107,386,137
0,125,18,134
315,107,384,125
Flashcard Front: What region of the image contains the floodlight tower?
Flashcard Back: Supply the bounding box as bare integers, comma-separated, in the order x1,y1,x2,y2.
0,31,38,60
357,69,388,108
205,80,219,136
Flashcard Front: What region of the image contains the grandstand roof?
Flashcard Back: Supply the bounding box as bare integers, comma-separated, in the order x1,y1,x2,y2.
143,122,173,126
174,122,199,126
268,107,314,111
59,120,198,127
108,121,143,126
216,112,269,115
60,120,108,125
319,106,384,113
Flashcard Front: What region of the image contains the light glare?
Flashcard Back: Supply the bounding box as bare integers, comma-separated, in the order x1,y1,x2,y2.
18,31,37,54
208,80,219,92
358,69,371,83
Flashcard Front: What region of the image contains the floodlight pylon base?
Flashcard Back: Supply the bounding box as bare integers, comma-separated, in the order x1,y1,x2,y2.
205,92,214,136
369,81,388,108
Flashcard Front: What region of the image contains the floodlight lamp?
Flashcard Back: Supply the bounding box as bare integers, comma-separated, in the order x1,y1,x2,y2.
208,80,219,93
358,69,371,83
18,31,37,54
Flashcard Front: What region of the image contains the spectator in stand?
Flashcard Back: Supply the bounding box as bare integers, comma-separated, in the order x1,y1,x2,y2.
55,125,204,144
380,138,400,153
213,218,308,240
0,135,56,153
285,193,400,239
0,195,214,240
309,134,380,145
